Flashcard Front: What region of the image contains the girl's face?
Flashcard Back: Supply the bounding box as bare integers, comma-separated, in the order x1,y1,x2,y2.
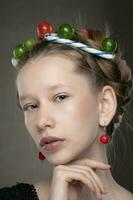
16,55,100,165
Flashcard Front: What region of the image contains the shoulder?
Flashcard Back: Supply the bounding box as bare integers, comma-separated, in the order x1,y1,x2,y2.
124,190,133,200
119,186,133,200
34,178,51,200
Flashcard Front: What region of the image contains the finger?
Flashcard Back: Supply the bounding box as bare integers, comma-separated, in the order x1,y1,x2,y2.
69,166,104,198
90,179,102,199
69,159,111,169
70,165,107,194
62,167,98,194
87,168,107,194
65,166,103,198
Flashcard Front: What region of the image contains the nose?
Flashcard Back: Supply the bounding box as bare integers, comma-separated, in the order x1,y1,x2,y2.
35,106,55,133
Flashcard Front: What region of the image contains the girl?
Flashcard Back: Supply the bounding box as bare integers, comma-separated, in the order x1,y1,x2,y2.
1,21,133,200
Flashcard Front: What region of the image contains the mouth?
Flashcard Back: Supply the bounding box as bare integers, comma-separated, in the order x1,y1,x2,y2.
39,136,65,151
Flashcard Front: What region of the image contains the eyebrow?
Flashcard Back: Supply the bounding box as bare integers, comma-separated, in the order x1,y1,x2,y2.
19,83,69,102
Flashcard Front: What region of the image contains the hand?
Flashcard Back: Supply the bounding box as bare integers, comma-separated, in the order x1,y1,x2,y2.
48,159,110,200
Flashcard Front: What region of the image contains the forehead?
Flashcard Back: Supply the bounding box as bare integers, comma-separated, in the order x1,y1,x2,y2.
18,54,77,77
17,55,82,84
16,54,93,96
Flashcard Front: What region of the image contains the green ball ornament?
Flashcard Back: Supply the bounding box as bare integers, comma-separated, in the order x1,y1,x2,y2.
13,44,27,59
58,24,75,39
101,37,117,53
23,38,36,51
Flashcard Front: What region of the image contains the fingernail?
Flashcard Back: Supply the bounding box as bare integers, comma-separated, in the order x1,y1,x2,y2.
96,192,102,199
106,164,111,168
103,190,107,194
103,186,108,193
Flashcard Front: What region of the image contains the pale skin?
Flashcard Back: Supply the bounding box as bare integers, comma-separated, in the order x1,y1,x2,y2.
16,54,133,200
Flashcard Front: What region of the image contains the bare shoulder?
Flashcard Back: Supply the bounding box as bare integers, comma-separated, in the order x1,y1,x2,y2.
125,191,133,200
120,187,133,200
34,177,51,200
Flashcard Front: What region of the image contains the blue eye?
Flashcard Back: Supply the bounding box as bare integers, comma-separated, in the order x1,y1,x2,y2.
56,95,68,102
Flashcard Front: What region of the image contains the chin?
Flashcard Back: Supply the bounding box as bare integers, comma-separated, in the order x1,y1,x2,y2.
44,143,85,166
47,157,72,166
46,152,77,166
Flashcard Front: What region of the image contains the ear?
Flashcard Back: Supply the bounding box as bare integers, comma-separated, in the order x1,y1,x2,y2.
98,85,117,126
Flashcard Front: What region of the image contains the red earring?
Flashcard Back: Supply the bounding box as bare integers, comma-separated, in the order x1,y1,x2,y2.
100,134,110,144
99,122,110,144
38,152,46,160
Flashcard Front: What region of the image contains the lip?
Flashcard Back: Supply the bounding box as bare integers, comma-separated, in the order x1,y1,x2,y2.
42,140,65,151
39,136,65,148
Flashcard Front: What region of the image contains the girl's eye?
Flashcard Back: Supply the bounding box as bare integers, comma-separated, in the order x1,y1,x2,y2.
23,104,37,112
55,95,68,102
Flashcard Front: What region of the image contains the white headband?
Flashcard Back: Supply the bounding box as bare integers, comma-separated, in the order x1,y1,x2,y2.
45,33,115,60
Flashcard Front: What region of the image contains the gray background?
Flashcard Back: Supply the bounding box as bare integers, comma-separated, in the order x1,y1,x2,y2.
0,0,133,193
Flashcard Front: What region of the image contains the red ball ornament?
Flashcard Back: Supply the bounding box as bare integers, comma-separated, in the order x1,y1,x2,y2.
100,134,110,144
87,29,93,39
39,152,46,160
79,29,93,39
37,21,53,39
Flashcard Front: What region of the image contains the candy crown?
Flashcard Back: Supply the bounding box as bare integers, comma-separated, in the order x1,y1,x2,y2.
11,20,117,68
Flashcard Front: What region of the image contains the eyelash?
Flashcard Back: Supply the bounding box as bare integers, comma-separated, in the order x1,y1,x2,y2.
23,94,69,112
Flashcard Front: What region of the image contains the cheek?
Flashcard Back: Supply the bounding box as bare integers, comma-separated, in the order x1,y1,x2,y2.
72,94,98,122
76,98,98,123
24,114,35,137
24,115,39,146
58,95,99,136
73,99,98,134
